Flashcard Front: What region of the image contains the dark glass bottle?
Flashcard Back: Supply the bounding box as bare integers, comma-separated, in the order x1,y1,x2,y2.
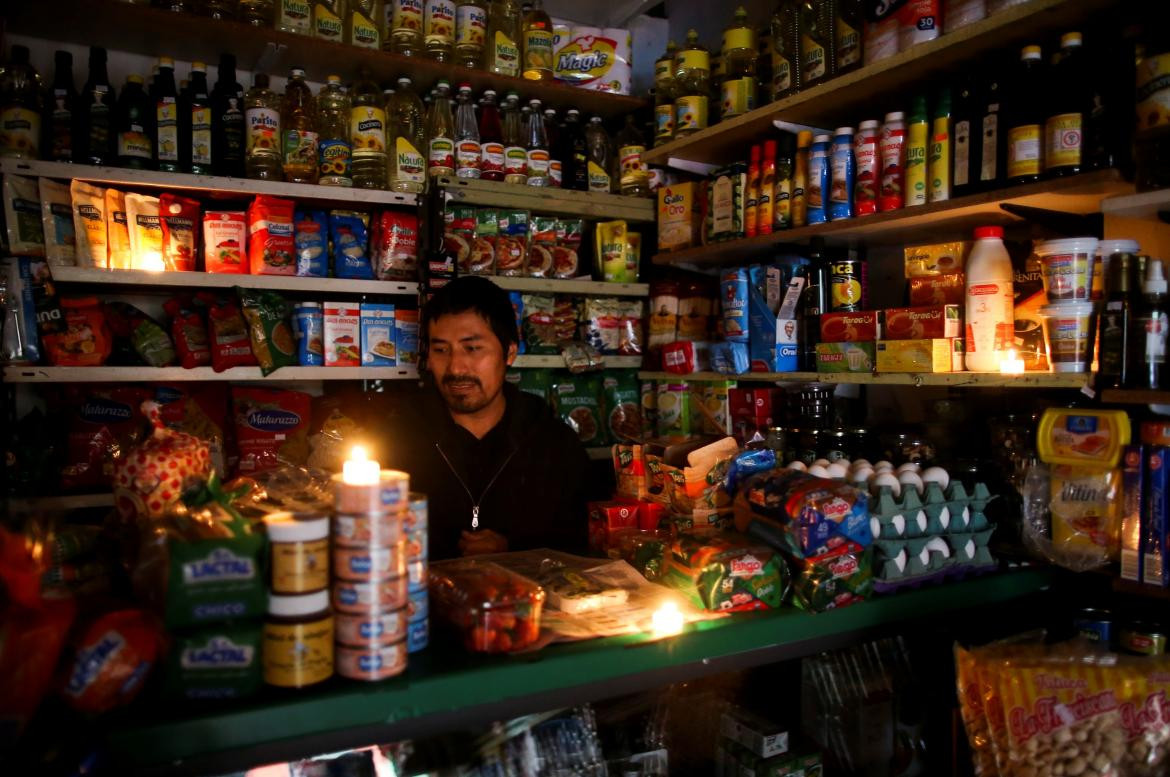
563,108,588,191
79,47,116,166
1044,32,1086,178
154,57,181,172
210,53,245,177
977,67,1004,191
798,236,829,371
1137,259,1170,390
1005,45,1045,185
184,62,212,175
46,50,77,162
116,74,154,169
952,76,979,198
1099,254,1138,389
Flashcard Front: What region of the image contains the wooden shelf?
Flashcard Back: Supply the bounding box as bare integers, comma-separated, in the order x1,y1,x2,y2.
1100,388,1170,405
5,0,647,119
50,266,418,296
653,170,1131,266
512,355,643,369
1100,188,1170,222
6,493,115,514
644,0,1118,169
638,370,1092,388
3,365,419,383
1112,577,1170,600
0,159,418,208
490,276,648,297
437,177,655,223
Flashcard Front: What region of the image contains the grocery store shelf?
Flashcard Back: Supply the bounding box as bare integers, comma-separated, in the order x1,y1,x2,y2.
103,568,1054,775
2,365,419,383
437,177,656,223
1100,388,1170,405
490,276,649,297
1112,577,1170,600
637,370,1092,388
49,266,419,296
652,170,1132,265
0,158,417,208
6,493,115,514
643,0,1117,168
513,355,643,369
4,0,647,119
1100,188,1170,222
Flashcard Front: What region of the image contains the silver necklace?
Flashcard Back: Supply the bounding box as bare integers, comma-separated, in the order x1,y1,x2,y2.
435,442,519,529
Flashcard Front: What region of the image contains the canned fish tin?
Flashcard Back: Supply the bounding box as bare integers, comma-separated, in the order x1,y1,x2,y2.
293,302,324,366
335,608,407,647
405,524,428,562
407,493,428,530
332,512,403,548
407,559,427,593
331,469,411,514
332,539,406,582
407,614,429,653
407,586,428,621
1073,607,1113,646
331,577,408,614
335,640,407,681
1120,621,1166,656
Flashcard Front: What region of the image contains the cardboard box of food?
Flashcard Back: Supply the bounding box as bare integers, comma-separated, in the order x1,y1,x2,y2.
883,304,961,340
657,183,698,252
323,301,361,367
721,710,790,758
360,303,396,366
816,342,876,373
875,338,960,372
1121,444,1144,583
908,272,964,306
820,311,880,343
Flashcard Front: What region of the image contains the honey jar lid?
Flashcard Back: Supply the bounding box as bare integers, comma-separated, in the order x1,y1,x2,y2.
264,512,330,542
269,590,329,618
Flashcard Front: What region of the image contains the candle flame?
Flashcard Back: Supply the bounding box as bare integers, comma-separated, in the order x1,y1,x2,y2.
651,600,685,638
350,445,368,463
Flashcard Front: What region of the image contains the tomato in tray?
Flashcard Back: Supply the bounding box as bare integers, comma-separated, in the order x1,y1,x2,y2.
428,560,545,654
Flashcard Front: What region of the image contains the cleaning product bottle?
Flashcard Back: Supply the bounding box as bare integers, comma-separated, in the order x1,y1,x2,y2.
1139,259,1170,390
965,225,1014,371
928,87,952,202
906,95,929,207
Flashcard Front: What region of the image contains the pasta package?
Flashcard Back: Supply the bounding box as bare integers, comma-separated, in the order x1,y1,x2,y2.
105,188,131,269
199,293,257,372
126,193,163,271
159,193,200,271
231,386,312,475
4,174,44,256
444,204,475,274
71,180,108,268
39,178,75,266
247,195,295,275
237,287,296,375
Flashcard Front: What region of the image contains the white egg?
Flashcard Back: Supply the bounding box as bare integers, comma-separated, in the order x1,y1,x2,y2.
870,516,881,539
938,506,951,529
874,460,895,473
852,465,874,483
896,462,922,475
871,472,901,497
893,549,907,573
851,458,872,471
922,467,950,490
826,461,849,479
898,470,924,495
813,458,832,468
851,471,871,488
787,460,808,471
808,464,832,479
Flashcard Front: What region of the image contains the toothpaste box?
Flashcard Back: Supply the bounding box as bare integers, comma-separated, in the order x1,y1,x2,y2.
323,301,361,367
775,318,799,371
1144,447,1169,588
883,304,961,340
876,338,960,372
816,342,876,373
360,303,396,366
1121,444,1145,583
820,310,881,342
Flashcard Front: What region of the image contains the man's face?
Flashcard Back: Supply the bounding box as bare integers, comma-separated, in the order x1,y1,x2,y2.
427,310,516,415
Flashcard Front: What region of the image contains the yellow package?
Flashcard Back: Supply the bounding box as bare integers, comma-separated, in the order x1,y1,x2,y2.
596,220,629,283
125,193,163,270
875,338,959,372
70,180,107,268
105,188,132,269
1038,408,1131,468
657,182,698,252
904,240,970,277
1049,464,1121,561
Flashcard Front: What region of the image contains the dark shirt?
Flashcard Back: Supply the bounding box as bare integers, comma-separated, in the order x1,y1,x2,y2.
380,383,590,560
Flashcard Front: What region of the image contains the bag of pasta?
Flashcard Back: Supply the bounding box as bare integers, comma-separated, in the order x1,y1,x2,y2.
237,287,296,375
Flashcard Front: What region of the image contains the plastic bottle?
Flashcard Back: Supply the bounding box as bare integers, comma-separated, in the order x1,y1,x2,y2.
928,87,952,202
905,96,928,207
720,7,758,120
964,225,1014,372
1044,32,1085,177
0,45,42,159
424,0,457,60
798,0,833,90
346,69,386,188
952,77,978,198
745,144,762,238
185,62,213,175
349,0,383,48
211,53,246,177
277,0,314,35
455,0,488,69
1006,45,1045,184
585,115,612,193
673,30,710,138
454,84,480,179
1139,259,1170,390
828,127,854,221
770,0,800,100
78,47,117,166
563,109,587,191
525,98,550,186
116,74,154,169
244,73,282,180
774,133,794,231
791,129,810,227
615,114,649,198
239,0,275,24
426,80,455,179
387,0,424,55
544,108,562,187
653,41,677,144
854,119,878,216
502,91,527,184
485,0,522,76
387,76,426,192
45,51,76,162
834,0,862,75
522,0,554,81
478,89,504,181
282,68,319,184
315,0,347,43
759,139,776,235
807,133,830,224
317,75,353,186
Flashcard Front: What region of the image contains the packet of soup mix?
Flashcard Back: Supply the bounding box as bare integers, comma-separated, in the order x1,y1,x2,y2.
105,188,131,269
552,373,604,446
3,174,44,255
203,211,246,274
126,193,163,271
38,178,74,265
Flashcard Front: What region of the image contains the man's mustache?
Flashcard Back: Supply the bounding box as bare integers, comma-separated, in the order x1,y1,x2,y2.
443,375,481,387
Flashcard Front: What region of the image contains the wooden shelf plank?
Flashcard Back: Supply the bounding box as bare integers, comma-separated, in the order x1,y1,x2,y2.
437,177,655,223
2,366,419,383
50,266,418,296
512,355,643,369
644,0,1118,168
1100,388,1170,405
653,170,1131,266
489,276,649,296
1100,188,1170,221
6,493,115,514
637,370,1091,388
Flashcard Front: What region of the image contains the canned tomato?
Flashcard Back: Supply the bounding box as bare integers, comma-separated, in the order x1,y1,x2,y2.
332,512,403,548
332,540,406,582
335,608,407,647
1120,621,1166,656
1073,607,1113,646
335,640,407,681
331,577,408,614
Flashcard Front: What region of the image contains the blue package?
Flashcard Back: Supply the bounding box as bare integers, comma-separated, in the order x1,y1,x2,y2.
1121,444,1145,583
721,267,749,342
828,129,855,221
292,302,324,366
294,210,329,277
725,448,777,494
330,211,374,280
1144,447,1169,588
2,256,43,362
407,612,429,653
711,341,750,374
748,264,782,372
360,303,396,366
396,311,419,365
775,318,800,372
510,291,525,354
807,135,831,225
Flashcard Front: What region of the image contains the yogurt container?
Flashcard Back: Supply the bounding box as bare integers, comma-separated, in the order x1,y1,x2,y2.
1041,302,1096,372
1036,237,1098,303
332,540,406,582
335,640,407,681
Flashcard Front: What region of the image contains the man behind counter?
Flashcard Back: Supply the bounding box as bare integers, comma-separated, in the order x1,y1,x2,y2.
380,276,589,560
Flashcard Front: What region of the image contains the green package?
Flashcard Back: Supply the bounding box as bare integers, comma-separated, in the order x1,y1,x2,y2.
655,382,691,437
236,287,295,375
663,531,788,612
789,546,874,613
162,621,263,700
603,370,641,445
552,372,604,446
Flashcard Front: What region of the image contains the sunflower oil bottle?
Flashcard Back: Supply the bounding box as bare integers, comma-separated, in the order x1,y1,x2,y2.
673,29,710,138
720,7,757,120
317,75,353,186
387,76,426,193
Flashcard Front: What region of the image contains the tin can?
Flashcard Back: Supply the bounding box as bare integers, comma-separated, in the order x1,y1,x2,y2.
331,469,411,514
830,257,867,312
407,612,429,653
407,492,428,530
293,302,324,366
1120,621,1166,656
331,577,408,614
331,539,407,582
335,608,407,647
332,512,403,548
335,640,407,681
1073,607,1113,646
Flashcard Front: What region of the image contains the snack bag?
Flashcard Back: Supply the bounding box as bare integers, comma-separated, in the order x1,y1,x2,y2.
496,210,530,276
552,373,604,446
444,204,475,274
163,297,212,369
528,216,558,278
159,192,200,271
102,300,175,367
126,193,164,271
70,180,108,268
39,177,75,266
470,208,497,275
113,400,213,522
42,296,113,367
596,220,629,282
733,470,872,558
521,293,559,354
59,385,151,491
203,211,247,274
237,287,295,375
60,609,166,714
3,174,44,256
603,371,642,444
105,188,131,269
330,210,374,279
199,292,258,372
373,210,419,281
232,386,312,475
662,531,788,612
553,218,584,279
247,195,296,275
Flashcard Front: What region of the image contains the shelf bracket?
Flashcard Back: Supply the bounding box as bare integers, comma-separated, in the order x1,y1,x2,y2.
998,204,1104,238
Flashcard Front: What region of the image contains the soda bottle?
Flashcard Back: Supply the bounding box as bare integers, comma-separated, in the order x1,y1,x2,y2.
185,62,213,175
239,0,276,25
116,74,154,169
317,75,353,186
154,57,180,172
0,45,42,160
486,0,522,76
525,99,550,186
615,114,649,197
544,108,561,187
78,47,117,166
501,91,526,184
277,0,313,35
478,89,505,181
211,53,245,177
425,0,457,62
426,80,456,179
387,76,426,193
562,108,587,191
349,0,383,48
386,0,424,55
454,84,481,178
282,68,319,184
522,0,554,81
46,51,77,162
455,0,488,69
315,0,347,43
585,115,612,193
245,73,282,180
350,68,388,188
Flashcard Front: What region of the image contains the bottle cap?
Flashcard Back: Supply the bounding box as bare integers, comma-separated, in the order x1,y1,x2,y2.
813,134,831,144
290,68,305,78
192,62,206,72
127,73,144,85
158,56,174,68
764,139,777,154
796,130,812,147
1021,45,1042,60
397,76,412,86
530,98,542,107
974,226,1004,240
436,79,450,89
834,127,853,137
1146,259,1168,295
859,119,880,130
458,82,472,91
884,111,904,123
1061,32,1083,48
328,75,342,84
483,89,496,97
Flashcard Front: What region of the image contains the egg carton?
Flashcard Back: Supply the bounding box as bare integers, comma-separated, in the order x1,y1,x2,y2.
868,481,993,541
871,527,997,593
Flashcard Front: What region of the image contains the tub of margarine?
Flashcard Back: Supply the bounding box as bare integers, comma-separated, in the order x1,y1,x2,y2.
1037,408,1131,468
263,590,333,688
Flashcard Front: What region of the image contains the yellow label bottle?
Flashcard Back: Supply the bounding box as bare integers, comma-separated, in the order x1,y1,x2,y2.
349,1,382,49
521,0,554,81
314,0,345,42
906,96,929,207
928,89,952,203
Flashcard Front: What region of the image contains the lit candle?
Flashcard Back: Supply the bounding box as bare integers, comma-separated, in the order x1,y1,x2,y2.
651,600,685,638
342,445,380,486
999,349,1025,374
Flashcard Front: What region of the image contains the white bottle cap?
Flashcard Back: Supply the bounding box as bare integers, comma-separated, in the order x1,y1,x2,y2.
1146,259,1168,295
884,111,904,123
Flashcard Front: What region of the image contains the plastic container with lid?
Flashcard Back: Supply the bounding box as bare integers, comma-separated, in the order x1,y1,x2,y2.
264,512,330,595
263,589,334,688
428,560,545,653
964,225,1014,371
1095,239,1140,301
1040,301,1096,373
1037,407,1131,468
1035,237,1098,303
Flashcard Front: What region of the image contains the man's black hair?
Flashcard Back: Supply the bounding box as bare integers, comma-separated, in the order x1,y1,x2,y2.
420,276,519,357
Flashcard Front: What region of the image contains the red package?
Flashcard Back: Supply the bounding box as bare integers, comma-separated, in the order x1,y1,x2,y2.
247,195,296,275
820,311,880,343
553,218,583,279
908,272,965,306
661,341,698,374
638,500,667,533
61,609,166,714
43,296,114,367
164,297,212,369
883,304,961,340
197,292,258,372
159,193,200,271
203,211,247,274
373,210,419,281
589,500,641,552
527,216,557,278
729,387,781,444
231,386,312,475
60,385,150,491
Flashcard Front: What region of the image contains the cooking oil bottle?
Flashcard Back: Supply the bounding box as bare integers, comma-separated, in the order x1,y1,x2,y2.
799,0,833,89
834,0,862,76
522,0,554,81
771,0,800,100
350,68,387,188
277,0,313,34
154,57,180,172
673,29,710,138
317,75,352,186
386,0,424,55
1,45,43,159
653,40,677,144
455,0,488,69
314,0,346,43
387,76,426,193
281,68,319,184
720,7,757,120
116,74,152,169
239,0,275,25
486,0,522,76
244,73,282,179
184,62,212,174
615,114,649,197
348,0,382,48
426,80,456,179
424,0,457,62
